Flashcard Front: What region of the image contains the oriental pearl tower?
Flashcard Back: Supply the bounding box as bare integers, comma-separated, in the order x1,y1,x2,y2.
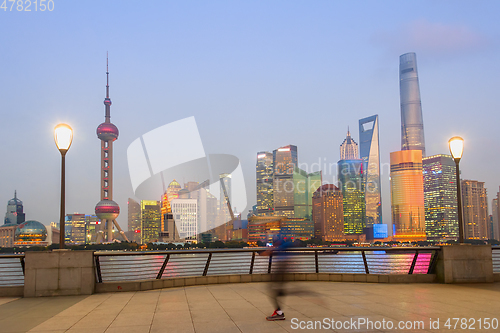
95,56,128,243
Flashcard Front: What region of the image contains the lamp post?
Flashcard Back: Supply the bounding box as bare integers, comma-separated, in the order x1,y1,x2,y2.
449,136,464,244
54,124,73,249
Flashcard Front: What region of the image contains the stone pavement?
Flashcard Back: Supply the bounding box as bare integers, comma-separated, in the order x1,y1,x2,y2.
1,281,500,333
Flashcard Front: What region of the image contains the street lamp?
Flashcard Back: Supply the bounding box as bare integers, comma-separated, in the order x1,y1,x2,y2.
54,124,73,249
449,136,464,244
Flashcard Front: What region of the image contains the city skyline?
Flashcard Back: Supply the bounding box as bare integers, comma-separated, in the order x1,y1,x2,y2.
1,1,500,233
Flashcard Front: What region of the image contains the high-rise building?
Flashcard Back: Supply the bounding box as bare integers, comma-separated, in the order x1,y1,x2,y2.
400,52,426,156
247,216,313,244
256,151,274,216
160,180,182,240
4,191,25,225
340,129,359,160
94,57,127,242
390,150,426,241
312,184,344,241
293,168,322,219
423,155,458,242
64,214,100,244
84,215,100,243
359,115,382,226
140,200,161,244
128,198,141,243
461,180,489,240
273,145,298,218
171,198,198,242
493,198,499,241
64,214,86,244
338,159,365,234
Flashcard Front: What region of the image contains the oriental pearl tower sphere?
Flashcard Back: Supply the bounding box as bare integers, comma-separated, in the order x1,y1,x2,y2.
94,56,128,243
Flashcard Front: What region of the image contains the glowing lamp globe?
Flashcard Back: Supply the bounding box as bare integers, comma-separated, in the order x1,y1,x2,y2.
97,122,119,142
95,199,120,220
54,123,73,152
448,136,464,161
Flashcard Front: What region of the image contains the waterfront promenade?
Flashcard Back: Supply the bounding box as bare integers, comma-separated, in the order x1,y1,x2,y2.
1,281,499,333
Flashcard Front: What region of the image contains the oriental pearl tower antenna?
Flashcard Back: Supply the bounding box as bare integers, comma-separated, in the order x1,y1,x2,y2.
95,55,128,243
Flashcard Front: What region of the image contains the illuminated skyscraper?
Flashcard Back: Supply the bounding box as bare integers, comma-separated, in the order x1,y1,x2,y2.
422,155,458,242
492,198,499,241
312,184,344,241
140,200,161,244
256,151,274,216
161,180,182,236
128,198,141,243
461,180,489,240
4,191,25,225
400,52,426,156
293,168,322,219
273,145,298,217
338,159,365,234
64,214,86,244
359,115,382,226
94,57,127,242
340,129,358,160
390,150,426,241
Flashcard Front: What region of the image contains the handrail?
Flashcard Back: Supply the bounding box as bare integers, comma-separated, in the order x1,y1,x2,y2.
93,247,441,283
94,246,441,256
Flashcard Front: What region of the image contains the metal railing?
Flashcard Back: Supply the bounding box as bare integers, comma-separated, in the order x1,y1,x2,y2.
94,247,441,283
0,246,497,287
0,255,25,287
492,246,500,273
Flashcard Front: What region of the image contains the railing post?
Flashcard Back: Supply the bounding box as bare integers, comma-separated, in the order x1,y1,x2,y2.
203,253,212,276
94,255,102,283
20,257,25,276
315,250,319,273
249,252,255,274
268,253,273,274
408,250,419,274
361,250,369,274
427,250,439,274
156,254,170,279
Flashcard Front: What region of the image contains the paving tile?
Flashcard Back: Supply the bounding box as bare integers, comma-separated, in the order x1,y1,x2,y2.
105,325,151,333
108,312,154,327
2,281,500,333
29,315,85,331
192,318,240,333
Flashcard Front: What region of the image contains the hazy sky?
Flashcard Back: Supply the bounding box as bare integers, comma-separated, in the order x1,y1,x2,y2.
1,1,499,230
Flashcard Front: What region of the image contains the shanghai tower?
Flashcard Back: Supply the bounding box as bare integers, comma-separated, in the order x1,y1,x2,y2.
400,52,426,156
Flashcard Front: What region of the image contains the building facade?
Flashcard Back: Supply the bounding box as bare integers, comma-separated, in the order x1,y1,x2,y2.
4,191,25,226
312,184,344,241
171,198,198,242
390,150,426,241
247,215,313,244
495,189,500,241
338,159,365,234
461,180,489,240
64,214,87,244
140,200,161,244
340,129,358,160
273,145,298,218
423,155,458,242
359,115,382,226
400,52,426,156
293,168,322,219
256,151,274,216
127,198,141,243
